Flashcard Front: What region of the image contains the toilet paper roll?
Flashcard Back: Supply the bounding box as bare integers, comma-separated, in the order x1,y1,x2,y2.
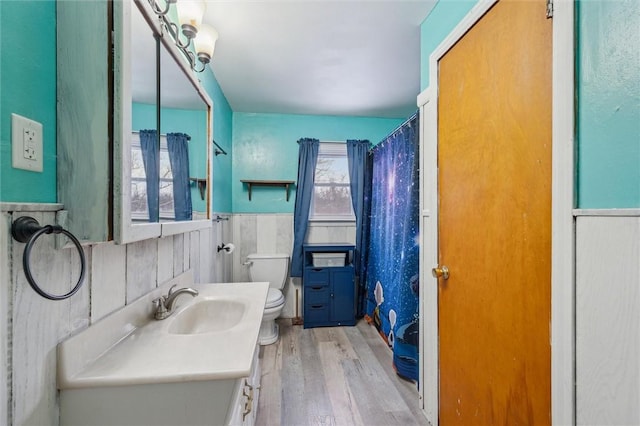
223,243,235,254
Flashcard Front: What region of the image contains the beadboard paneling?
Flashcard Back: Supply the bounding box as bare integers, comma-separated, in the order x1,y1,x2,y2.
257,215,278,253
183,231,191,272
125,238,159,303
576,215,640,425
91,242,126,323
234,214,258,282
213,216,233,282
0,213,10,426
11,211,90,425
173,233,185,276
276,215,294,254
157,236,174,284
190,231,200,283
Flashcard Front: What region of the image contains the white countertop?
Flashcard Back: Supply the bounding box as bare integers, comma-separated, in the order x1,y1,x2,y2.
58,279,268,389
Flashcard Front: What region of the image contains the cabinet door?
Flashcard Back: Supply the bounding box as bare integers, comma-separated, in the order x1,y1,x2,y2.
58,0,111,242
330,268,355,323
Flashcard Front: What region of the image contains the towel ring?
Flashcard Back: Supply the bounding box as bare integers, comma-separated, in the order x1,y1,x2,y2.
11,216,86,301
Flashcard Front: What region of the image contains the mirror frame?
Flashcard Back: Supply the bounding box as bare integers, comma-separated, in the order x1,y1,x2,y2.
114,0,212,244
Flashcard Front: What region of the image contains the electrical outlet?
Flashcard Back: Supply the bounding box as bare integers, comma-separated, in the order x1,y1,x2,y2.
12,113,43,172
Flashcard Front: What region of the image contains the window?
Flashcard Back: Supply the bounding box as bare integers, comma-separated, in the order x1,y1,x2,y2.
131,133,175,221
309,142,355,221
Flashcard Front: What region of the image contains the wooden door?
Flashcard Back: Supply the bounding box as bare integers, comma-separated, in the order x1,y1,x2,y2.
437,1,552,424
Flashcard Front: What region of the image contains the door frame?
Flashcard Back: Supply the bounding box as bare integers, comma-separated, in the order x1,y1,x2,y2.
417,0,575,424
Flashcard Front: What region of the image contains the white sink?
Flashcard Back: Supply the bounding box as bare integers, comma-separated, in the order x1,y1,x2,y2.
57,276,269,389
168,297,248,335
57,273,269,425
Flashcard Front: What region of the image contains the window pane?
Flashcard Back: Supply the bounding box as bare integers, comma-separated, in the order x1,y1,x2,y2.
159,179,174,218
315,156,349,184
159,150,172,180
131,148,146,178
313,185,352,216
310,142,354,220
131,179,148,219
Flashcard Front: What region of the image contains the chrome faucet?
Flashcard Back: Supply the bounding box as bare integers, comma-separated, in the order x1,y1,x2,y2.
153,285,198,320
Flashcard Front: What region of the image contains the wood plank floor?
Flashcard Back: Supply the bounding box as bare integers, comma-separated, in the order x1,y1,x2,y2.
257,319,430,426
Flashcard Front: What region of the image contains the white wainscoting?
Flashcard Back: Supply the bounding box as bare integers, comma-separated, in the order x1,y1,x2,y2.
0,212,11,426
576,214,640,425
0,204,227,426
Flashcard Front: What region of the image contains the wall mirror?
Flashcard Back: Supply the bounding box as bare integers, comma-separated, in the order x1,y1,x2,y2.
114,0,212,243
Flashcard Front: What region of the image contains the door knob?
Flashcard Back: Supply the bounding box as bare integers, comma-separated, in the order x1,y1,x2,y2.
432,265,449,280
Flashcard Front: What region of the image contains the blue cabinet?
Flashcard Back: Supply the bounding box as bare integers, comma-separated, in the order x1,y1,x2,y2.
303,244,356,328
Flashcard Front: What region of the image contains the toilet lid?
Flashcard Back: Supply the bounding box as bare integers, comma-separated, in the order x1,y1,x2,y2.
265,288,285,309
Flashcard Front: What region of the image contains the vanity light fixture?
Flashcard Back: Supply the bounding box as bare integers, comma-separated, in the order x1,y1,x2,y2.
147,0,218,73
193,24,219,65
175,0,206,41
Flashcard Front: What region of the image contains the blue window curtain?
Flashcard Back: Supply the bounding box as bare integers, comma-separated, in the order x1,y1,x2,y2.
167,132,192,221
139,129,159,222
347,139,372,317
291,138,319,277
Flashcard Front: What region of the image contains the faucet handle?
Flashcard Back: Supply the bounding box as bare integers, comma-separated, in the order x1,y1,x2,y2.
167,284,178,296
153,296,166,310
153,296,168,319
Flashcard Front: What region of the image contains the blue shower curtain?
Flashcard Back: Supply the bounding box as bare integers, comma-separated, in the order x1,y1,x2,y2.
365,112,420,382
347,139,371,317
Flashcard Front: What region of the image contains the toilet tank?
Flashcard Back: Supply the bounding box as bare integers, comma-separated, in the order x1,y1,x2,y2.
246,254,290,290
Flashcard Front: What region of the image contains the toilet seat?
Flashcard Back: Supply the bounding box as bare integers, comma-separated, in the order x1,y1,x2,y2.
265,288,285,309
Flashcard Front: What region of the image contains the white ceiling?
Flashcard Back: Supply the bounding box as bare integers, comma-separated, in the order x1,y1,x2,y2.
132,0,435,118
205,0,435,118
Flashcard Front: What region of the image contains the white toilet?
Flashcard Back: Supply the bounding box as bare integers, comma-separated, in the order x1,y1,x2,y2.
246,253,289,345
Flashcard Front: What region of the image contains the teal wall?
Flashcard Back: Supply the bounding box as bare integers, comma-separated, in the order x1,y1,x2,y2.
576,0,640,208
201,69,233,214
420,0,477,91
132,102,155,131
232,112,403,213
0,0,57,202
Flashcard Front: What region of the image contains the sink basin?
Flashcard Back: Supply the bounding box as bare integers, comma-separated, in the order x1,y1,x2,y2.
57,279,269,390
168,298,247,335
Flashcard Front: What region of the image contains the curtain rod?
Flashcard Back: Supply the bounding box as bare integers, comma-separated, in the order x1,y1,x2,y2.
212,139,228,156
369,110,419,155
132,130,191,141
389,110,419,136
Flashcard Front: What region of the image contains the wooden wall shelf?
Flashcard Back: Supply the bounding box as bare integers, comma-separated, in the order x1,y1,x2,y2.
240,179,295,201
190,178,207,200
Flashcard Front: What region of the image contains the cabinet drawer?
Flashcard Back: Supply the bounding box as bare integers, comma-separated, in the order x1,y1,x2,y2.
305,268,329,284
304,303,329,323
305,284,329,304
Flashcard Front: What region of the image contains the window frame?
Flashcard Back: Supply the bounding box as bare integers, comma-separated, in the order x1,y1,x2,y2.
308,142,355,223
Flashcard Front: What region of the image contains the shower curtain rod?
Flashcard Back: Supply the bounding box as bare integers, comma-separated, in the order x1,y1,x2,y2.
370,110,419,154
388,111,419,136
132,130,191,141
